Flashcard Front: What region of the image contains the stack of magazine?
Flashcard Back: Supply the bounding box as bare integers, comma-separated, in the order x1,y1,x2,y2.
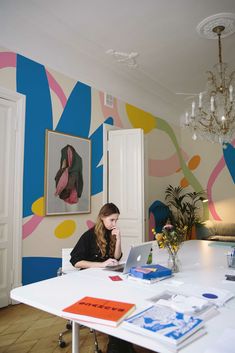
122,288,222,351
123,304,206,351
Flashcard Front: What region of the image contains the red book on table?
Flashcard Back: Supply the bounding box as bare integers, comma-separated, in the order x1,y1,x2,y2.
62,296,136,327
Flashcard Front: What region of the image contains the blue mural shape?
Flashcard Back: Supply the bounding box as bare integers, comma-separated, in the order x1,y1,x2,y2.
89,117,113,195
22,257,62,285
56,81,91,137
223,143,235,183
149,200,171,232
17,55,53,217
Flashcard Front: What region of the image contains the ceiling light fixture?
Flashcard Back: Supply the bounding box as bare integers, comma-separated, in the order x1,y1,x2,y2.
106,49,139,68
184,13,235,145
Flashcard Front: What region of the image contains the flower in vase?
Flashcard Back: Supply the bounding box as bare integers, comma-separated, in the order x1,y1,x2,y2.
152,224,185,253
152,224,185,272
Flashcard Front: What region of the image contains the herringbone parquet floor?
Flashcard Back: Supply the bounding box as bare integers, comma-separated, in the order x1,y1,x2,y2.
0,304,155,353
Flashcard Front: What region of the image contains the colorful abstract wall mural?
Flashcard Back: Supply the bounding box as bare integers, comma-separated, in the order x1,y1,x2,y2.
1,52,113,283
0,48,234,285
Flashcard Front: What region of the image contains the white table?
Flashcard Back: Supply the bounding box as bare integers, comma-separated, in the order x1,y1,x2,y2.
11,240,235,353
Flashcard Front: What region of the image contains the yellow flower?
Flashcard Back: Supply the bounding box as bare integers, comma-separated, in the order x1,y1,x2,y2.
155,233,163,241
172,245,179,252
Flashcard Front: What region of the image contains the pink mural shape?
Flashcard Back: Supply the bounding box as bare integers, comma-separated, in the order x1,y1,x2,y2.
86,220,95,229
22,215,44,239
0,52,16,68
46,69,67,108
149,150,189,177
149,212,156,240
99,92,123,128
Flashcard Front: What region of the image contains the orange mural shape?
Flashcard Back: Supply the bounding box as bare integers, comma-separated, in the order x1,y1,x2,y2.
180,177,189,188
179,155,201,188
188,155,201,170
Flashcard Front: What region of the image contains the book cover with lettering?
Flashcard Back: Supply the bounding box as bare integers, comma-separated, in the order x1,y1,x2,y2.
62,296,136,327
123,304,204,347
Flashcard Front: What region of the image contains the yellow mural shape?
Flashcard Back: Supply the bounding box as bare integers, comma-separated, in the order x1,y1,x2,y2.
126,104,156,133
32,197,44,216
54,220,76,239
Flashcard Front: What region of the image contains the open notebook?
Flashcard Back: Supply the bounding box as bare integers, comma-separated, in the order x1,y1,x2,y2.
104,242,152,274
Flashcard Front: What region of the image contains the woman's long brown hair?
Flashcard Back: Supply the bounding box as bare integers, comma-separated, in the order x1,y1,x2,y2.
94,203,120,257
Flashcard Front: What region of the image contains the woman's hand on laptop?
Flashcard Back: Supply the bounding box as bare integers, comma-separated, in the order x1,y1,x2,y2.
103,258,119,267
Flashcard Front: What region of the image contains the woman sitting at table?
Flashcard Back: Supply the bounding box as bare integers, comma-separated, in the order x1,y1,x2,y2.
70,202,136,353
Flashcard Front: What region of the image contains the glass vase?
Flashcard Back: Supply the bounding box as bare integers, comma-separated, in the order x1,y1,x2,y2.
167,248,181,273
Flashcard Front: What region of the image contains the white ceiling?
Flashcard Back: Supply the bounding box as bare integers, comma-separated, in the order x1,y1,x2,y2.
0,0,235,124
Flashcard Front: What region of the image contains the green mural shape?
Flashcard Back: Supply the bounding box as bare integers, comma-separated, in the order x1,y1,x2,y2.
155,117,209,220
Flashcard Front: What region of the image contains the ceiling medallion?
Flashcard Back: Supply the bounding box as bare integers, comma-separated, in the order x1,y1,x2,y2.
196,13,235,39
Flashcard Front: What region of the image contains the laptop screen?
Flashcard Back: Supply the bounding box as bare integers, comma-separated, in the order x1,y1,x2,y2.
105,242,152,274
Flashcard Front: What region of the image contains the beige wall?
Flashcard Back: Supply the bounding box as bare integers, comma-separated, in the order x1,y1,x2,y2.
0,46,234,284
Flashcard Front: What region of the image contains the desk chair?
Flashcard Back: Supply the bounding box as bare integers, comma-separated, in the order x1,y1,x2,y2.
58,248,102,353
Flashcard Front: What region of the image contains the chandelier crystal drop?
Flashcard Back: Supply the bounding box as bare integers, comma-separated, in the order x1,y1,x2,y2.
184,25,235,145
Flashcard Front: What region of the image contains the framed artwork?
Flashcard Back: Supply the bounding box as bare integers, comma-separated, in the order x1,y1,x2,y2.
44,129,91,215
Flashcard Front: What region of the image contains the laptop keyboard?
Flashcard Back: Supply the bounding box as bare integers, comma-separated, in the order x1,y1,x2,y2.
104,264,125,272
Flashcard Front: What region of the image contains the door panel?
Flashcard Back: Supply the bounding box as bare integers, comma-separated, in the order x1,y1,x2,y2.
108,129,144,259
0,99,16,307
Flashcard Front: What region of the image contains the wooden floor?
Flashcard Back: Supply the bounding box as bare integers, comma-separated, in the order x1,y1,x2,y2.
0,304,155,353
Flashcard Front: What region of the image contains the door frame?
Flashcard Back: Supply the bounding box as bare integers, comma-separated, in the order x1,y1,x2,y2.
0,86,25,291
102,123,118,204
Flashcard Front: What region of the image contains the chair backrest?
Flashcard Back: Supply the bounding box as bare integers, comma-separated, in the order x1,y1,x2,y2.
62,248,77,274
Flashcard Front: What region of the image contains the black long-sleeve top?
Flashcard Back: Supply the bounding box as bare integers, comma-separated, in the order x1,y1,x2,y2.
70,227,113,266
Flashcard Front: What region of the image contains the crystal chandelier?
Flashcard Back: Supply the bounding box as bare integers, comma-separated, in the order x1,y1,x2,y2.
184,18,235,145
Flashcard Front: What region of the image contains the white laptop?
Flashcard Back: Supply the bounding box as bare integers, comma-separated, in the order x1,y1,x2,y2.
105,242,152,274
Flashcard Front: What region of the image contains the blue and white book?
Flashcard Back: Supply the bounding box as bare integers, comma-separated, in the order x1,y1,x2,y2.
130,264,172,280
123,304,204,347
127,274,172,285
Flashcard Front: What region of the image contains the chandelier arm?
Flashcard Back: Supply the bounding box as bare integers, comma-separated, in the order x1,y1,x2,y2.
206,71,215,82
228,71,235,87
212,111,225,126
198,121,212,129
200,110,209,117
207,71,217,88
227,103,233,118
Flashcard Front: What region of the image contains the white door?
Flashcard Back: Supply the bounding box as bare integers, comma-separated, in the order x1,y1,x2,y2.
107,128,145,259
0,98,16,307
0,88,25,308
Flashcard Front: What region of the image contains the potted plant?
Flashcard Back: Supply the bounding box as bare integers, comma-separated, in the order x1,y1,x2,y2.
165,185,206,240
